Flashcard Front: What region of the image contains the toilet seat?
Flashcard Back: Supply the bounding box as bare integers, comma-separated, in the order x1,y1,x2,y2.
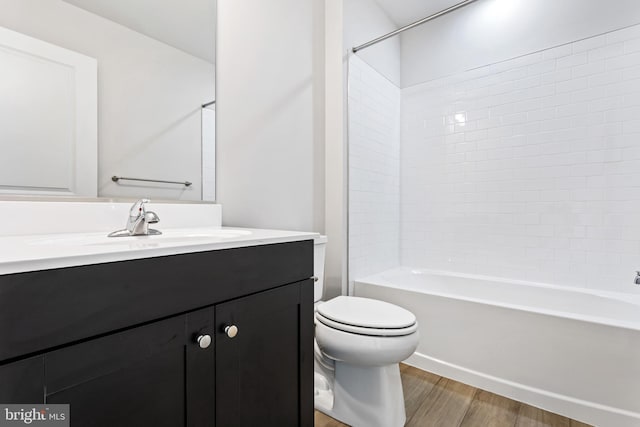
316,296,417,337
315,317,419,367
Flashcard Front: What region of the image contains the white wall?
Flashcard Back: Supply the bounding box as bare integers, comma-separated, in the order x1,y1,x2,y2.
401,24,640,294
0,0,214,201
325,0,348,299
401,0,640,87
214,0,396,298
216,0,324,232
348,56,401,285
343,0,400,86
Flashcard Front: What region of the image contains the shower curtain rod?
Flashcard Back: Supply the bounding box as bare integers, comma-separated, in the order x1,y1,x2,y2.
352,0,480,53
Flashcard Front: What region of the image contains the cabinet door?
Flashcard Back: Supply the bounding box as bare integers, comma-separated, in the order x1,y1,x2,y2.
45,308,215,427
0,356,44,403
215,280,314,427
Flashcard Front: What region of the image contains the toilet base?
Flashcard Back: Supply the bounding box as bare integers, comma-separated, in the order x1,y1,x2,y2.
314,362,406,427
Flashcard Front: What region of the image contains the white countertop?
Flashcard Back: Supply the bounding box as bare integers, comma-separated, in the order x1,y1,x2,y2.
0,227,319,275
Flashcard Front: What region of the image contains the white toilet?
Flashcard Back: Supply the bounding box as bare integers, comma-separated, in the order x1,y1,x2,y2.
313,236,419,427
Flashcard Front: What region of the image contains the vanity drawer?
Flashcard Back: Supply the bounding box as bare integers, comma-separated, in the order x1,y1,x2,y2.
0,240,313,362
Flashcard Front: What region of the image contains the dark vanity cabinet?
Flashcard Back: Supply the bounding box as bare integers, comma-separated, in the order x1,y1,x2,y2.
0,240,314,427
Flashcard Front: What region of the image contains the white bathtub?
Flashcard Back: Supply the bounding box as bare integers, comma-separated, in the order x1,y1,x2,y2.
354,267,640,427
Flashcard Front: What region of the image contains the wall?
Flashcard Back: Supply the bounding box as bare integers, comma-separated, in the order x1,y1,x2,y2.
348,55,400,284
401,24,640,294
216,0,323,232
0,0,214,201
324,0,348,298
220,0,405,297
401,0,640,87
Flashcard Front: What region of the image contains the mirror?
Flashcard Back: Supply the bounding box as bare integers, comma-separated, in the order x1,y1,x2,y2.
0,0,216,201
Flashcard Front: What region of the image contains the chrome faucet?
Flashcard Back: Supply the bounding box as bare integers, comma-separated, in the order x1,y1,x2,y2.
635,271,640,285
108,199,161,237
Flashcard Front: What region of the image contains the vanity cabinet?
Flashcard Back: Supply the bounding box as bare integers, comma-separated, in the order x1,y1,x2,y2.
0,240,313,427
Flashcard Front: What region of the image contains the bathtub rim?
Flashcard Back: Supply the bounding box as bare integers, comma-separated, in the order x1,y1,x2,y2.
354,266,640,333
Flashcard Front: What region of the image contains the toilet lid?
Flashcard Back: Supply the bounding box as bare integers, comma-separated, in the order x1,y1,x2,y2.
316,313,418,336
317,296,416,330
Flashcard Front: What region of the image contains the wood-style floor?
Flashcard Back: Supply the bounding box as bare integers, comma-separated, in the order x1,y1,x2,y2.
314,364,593,427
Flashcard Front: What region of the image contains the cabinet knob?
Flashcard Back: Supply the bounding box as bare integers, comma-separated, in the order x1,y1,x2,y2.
197,334,212,349
224,325,238,338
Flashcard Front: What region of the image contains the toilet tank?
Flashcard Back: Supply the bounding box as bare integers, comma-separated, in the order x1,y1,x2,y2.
313,236,327,302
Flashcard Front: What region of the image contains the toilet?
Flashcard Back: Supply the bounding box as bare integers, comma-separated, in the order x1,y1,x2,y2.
313,236,419,427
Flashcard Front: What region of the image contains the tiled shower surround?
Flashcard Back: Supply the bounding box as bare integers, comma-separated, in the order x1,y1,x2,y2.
348,55,401,282
350,24,640,294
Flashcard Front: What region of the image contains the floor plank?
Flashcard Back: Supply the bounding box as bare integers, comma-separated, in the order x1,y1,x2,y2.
406,377,477,427
400,364,442,418
515,404,571,427
460,389,521,427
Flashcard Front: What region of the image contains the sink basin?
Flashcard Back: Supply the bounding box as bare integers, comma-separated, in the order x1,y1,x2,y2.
29,229,253,247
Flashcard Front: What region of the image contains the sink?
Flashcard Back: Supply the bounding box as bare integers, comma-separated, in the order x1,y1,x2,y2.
28,229,253,247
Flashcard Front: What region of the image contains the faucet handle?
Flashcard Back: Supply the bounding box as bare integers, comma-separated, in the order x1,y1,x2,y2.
129,198,151,216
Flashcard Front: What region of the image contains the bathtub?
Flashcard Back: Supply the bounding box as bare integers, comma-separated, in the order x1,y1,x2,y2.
354,267,640,427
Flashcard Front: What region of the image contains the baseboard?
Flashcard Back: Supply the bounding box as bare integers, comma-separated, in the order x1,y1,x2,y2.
405,352,640,427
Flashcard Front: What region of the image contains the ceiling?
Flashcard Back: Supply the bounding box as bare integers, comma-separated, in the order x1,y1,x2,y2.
374,0,465,27
63,0,216,64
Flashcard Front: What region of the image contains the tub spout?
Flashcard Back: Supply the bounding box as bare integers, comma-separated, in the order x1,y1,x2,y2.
635,271,640,285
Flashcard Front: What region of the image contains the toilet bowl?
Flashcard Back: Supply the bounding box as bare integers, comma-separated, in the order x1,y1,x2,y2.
313,236,419,427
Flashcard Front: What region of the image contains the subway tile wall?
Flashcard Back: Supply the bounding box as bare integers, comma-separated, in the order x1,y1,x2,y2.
401,24,640,293
348,55,401,285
